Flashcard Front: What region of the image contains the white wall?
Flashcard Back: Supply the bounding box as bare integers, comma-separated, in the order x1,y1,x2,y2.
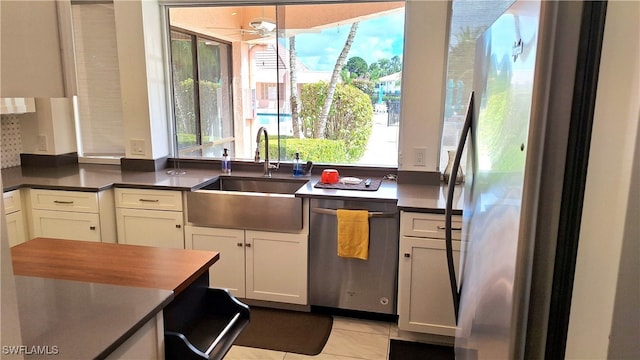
114,0,452,166
398,0,450,172
565,0,640,358
2,0,451,167
113,0,170,160
20,98,77,155
0,1,64,97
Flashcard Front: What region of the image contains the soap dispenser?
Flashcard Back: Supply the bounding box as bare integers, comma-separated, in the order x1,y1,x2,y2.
221,148,231,174
293,152,303,176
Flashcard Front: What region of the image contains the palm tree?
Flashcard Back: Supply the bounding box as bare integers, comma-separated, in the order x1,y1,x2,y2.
316,22,359,138
289,36,300,138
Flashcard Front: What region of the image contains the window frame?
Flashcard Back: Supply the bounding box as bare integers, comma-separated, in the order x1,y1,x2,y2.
164,1,405,167
168,25,235,158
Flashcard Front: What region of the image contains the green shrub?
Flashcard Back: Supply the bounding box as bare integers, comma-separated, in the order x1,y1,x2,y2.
299,82,327,138
174,78,221,141
261,136,350,164
177,133,197,147
300,82,373,162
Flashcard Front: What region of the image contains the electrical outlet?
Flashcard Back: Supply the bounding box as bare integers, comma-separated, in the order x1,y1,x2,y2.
37,135,48,152
414,147,426,166
130,139,145,156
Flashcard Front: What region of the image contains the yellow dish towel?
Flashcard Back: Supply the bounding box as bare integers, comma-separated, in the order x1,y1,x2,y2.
336,209,369,260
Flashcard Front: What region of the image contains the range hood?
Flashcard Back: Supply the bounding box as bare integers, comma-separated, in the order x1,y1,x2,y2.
1,98,35,115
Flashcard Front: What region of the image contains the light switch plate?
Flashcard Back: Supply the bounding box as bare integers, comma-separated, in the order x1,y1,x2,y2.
130,139,145,156
414,147,426,166
37,135,47,151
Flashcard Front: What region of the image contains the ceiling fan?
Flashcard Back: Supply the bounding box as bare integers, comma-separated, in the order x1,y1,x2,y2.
207,17,277,38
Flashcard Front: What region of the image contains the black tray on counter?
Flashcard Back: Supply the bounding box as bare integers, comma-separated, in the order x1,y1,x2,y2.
313,178,382,191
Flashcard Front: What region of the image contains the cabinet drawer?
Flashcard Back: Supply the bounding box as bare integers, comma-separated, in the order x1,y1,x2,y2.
116,208,184,249
30,189,99,213
32,209,101,242
3,190,22,214
115,188,183,211
400,212,462,240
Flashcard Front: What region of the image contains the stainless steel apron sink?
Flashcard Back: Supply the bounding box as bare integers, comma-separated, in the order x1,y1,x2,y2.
187,176,307,232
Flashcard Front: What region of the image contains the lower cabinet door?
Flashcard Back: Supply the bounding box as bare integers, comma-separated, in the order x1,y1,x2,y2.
185,226,246,298
245,230,308,305
116,208,184,249
6,211,27,246
398,236,460,336
32,209,101,242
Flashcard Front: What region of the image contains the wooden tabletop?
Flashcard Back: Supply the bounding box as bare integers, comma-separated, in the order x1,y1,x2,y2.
11,237,219,295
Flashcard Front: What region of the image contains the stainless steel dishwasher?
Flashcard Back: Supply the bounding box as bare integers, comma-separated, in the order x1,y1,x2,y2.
309,198,399,315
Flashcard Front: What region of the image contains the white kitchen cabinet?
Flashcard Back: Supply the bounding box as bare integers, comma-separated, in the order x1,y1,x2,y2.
29,188,116,243
185,226,308,305
185,226,246,297
32,209,101,242
398,211,462,336
3,190,27,246
245,230,308,305
115,188,184,249
6,211,27,246
0,98,35,114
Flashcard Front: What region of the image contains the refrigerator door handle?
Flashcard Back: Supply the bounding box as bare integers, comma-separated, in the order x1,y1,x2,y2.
445,92,474,324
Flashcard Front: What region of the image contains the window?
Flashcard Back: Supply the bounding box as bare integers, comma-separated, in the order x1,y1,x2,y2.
440,0,514,170
167,2,405,167
169,28,234,158
71,2,125,157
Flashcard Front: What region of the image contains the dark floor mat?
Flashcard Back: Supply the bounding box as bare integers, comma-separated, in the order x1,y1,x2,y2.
234,307,333,356
388,339,455,360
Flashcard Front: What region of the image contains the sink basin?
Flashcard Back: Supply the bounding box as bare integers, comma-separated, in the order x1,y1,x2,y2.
200,177,305,195
187,177,307,232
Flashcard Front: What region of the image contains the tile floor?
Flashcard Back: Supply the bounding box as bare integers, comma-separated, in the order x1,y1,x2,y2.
225,315,443,360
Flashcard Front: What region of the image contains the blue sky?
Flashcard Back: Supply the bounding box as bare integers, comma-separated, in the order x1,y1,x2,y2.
287,11,405,72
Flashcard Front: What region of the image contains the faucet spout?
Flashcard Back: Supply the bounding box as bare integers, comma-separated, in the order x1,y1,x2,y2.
255,127,276,177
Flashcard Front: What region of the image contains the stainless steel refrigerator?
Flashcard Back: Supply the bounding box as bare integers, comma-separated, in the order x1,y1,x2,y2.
444,0,608,358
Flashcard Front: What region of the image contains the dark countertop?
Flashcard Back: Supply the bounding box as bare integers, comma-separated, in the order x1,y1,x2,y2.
12,275,172,360
295,175,398,202
2,164,463,213
1,164,219,192
396,183,465,214
9,238,221,359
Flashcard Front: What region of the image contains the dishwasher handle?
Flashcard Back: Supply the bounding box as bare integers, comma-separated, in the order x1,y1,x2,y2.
311,207,396,218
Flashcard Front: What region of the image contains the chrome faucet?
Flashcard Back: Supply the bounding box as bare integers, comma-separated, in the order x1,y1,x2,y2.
254,127,278,177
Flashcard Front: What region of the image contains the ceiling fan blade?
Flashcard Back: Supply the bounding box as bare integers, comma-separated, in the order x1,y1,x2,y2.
205,26,259,34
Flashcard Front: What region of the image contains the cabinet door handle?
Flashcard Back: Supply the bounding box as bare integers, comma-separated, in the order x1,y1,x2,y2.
53,200,74,204
245,243,252,248
89,226,96,230
139,198,159,203
404,253,411,258
438,225,462,231
175,224,181,229
237,242,243,247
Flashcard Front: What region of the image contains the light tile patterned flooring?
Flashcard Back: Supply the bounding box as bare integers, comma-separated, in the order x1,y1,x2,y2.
225,316,396,360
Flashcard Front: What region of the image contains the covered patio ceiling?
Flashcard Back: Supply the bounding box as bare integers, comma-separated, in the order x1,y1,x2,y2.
169,2,405,43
